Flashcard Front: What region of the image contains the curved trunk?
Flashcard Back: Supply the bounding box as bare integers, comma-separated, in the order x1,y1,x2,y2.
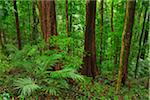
116,0,136,93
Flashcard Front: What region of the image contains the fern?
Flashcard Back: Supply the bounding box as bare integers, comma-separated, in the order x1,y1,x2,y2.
43,86,59,96
14,78,40,96
50,68,84,82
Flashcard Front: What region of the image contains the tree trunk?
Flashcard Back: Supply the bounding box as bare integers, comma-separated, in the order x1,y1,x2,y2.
116,0,136,93
110,0,118,77
82,0,99,78
28,2,31,43
39,0,59,70
140,11,149,59
110,0,114,32
39,0,57,42
100,0,103,66
134,6,148,78
66,0,69,36
0,32,4,50
69,15,72,33
31,1,39,44
66,0,71,53
13,0,21,50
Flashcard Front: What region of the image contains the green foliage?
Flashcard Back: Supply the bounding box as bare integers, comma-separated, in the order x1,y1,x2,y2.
0,39,84,98
0,0,149,99
14,78,40,97
51,68,84,82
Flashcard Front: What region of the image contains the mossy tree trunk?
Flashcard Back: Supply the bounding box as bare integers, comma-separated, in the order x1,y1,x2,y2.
82,0,99,78
110,0,118,78
140,7,149,60
134,5,148,78
116,0,136,93
31,1,39,44
100,0,103,66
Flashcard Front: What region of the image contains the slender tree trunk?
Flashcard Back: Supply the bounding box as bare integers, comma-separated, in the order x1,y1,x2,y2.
116,0,136,93
110,0,117,77
110,0,114,32
28,2,31,43
100,0,103,66
66,0,71,53
0,32,4,50
134,6,148,78
31,1,39,44
13,0,21,50
140,12,149,59
82,0,99,78
69,15,72,33
66,0,69,36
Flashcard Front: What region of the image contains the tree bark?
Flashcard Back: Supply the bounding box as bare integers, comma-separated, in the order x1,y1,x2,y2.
134,6,148,78
13,0,21,50
39,0,57,42
100,0,103,66
82,0,99,77
116,0,136,93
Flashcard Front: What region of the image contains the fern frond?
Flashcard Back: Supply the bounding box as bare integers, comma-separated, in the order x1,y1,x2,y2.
14,78,40,96
50,68,84,82
43,86,59,96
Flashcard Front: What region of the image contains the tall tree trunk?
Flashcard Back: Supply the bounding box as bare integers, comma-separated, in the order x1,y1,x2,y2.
28,2,31,43
140,12,149,59
116,0,136,93
66,0,70,53
66,0,69,36
39,0,59,70
110,0,117,77
110,0,114,32
31,1,39,44
39,0,57,42
100,0,103,66
134,6,148,78
82,0,99,78
13,0,21,50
